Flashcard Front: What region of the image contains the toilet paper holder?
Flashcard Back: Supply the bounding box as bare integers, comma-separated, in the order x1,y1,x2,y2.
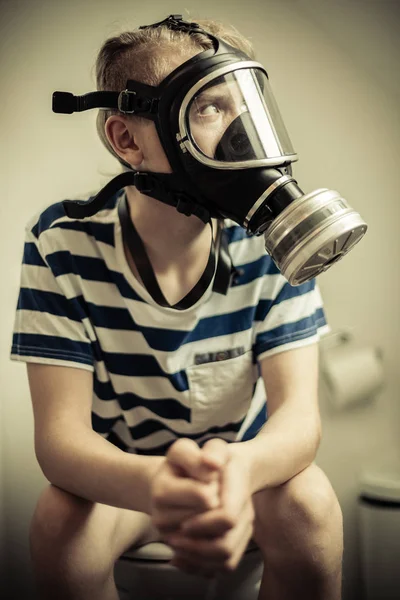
320,330,383,359
319,331,384,409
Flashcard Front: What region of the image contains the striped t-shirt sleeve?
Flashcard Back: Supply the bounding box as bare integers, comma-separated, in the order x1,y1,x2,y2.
10,225,94,371
253,275,329,361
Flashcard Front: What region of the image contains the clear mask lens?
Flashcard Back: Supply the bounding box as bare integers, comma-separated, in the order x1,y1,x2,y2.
187,68,295,164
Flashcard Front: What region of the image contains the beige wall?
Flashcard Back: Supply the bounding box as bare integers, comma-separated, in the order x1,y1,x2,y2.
1,1,399,598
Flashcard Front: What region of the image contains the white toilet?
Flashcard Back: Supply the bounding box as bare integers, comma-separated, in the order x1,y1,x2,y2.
114,538,263,600
358,464,400,600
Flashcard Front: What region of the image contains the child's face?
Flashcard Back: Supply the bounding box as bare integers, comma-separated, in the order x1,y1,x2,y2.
122,54,249,171
135,79,246,172
188,79,248,159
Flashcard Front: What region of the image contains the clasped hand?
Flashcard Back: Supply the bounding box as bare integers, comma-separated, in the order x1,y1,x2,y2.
150,438,255,578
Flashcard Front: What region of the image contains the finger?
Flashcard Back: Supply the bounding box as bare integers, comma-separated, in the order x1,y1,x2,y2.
222,499,254,571
169,536,229,563
153,503,223,535
155,487,227,536
225,519,254,572
155,500,225,537
153,506,201,535
156,475,220,511
180,507,234,538
171,503,254,571
167,438,219,483
169,535,239,575
180,459,246,537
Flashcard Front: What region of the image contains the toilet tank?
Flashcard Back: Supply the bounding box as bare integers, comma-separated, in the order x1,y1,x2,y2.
358,468,400,600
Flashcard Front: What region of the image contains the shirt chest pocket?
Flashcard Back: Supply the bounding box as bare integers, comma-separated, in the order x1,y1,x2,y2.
186,350,256,432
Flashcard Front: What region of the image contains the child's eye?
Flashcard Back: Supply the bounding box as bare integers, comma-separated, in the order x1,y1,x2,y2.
197,103,220,117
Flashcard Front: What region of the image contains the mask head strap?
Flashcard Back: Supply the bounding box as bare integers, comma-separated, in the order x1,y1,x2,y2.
62,170,213,222
138,14,212,38
52,15,216,117
53,80,159,118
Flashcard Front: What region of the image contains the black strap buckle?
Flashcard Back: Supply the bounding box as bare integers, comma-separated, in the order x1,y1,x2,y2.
134,172,154,194
135,173,195,218
175,194,194,217
118,90,137,114
117,90,158,117
139,14,202,35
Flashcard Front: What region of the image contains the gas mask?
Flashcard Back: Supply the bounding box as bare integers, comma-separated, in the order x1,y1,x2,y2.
53,14,367,287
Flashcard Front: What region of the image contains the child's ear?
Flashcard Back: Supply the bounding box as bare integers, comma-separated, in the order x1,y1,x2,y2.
105,115,143,168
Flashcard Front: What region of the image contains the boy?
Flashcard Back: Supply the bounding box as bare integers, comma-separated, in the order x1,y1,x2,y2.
11,14,343,600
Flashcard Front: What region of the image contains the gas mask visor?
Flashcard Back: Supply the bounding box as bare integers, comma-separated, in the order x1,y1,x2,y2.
179,65,367,285
183,67,295,168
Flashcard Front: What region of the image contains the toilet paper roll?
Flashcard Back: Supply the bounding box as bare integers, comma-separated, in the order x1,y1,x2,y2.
321,343,384,409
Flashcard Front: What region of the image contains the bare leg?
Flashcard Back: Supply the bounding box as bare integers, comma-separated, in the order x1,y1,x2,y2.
252,464,343,600
30,484,160,600
257,553,342,600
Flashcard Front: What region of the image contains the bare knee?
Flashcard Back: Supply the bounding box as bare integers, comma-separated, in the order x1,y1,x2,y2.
253,464,343,568
253,464,343,574
253,464,343,544
282,464,343,531
30,485,112,580
30,485,92,549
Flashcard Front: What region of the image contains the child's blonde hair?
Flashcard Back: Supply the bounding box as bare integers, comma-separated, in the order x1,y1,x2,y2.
95,18,255,167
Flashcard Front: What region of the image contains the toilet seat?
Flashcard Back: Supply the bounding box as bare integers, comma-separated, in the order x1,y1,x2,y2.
115,538,263,599
121,537,260,562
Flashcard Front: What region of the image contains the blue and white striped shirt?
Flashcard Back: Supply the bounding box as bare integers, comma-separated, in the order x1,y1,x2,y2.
11,190,329,455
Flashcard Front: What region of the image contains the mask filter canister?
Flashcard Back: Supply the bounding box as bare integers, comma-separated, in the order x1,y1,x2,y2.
261,188,367,285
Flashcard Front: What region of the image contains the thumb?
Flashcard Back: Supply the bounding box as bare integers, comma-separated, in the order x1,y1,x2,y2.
167,438,216,483
201,438,230,473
